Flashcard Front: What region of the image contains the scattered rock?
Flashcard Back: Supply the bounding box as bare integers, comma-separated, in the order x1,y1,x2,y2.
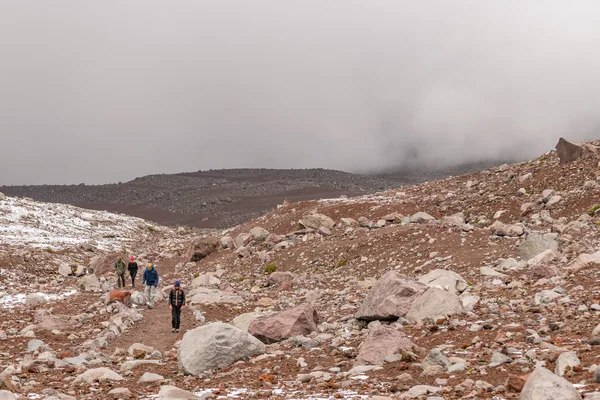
418,269,467,294
405,288,465,322
355,271,427,321
249,303,318,343
187,236,220,262
355,324,416,366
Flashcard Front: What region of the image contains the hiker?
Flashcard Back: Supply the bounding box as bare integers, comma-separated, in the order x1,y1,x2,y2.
114,256,126,288
141,262,159,308
168,280,186,333
128,256,138,288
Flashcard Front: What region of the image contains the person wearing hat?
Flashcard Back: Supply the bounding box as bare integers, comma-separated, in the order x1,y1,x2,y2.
142,263,159,308
114,256,126,289
128,256,138,288
168,280,186,333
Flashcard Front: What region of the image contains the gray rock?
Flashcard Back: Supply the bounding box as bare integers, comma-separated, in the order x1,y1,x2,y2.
417,269,467,295
399,385,442,399
230,312,264,332
25,294,47,307
119,359,161,372
489,221,524,237
249,227,269,241
520,366,582,399
298,213,334,231
57,264,72,277
79,274,101,292
421,348,450,371
0,391,16,400
345,365,383,376
27,339,47,352
138,372,164,383
128,343,155,357
178,323,266,375
405,288,465,322
355,271,427,321
191,273,221,287
409,212,435,224
534,290,562,305
157,385,206,400
489,352,512,367
527,249,558,266
130,291,147,306
73,367,124,384
108,388,131,397
555,351,581,377
519,232,559,260
188,287,243,305
355,324,415,366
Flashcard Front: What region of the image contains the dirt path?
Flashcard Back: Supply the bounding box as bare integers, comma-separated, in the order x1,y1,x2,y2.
106,256,200,354
108,301,198,353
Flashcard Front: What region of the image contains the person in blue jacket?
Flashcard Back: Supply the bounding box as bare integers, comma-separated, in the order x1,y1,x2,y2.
142,262,159,308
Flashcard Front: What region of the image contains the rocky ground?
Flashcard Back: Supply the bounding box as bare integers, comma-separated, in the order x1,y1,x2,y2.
1,138,600,399
0,163,505,230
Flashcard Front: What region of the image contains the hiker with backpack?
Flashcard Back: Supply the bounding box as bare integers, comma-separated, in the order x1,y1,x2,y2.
142,263,159,308
128,256,138,288
114,256,126,288
168,280,186,333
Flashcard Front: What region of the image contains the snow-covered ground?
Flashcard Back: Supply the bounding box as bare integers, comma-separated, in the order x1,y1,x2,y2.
0,289,77,308
143,388,371,399
0,196,162,251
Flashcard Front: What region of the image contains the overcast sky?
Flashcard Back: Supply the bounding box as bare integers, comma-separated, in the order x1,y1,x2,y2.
2,1,600,185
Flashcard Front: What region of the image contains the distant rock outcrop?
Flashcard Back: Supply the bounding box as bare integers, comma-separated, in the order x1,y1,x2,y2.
556,137,599,164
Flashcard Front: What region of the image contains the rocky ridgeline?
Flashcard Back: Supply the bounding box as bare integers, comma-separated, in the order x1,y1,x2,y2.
3,138,600,399
0,169,401,229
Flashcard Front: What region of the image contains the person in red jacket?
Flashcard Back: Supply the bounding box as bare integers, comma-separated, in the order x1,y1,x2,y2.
168,280,186,333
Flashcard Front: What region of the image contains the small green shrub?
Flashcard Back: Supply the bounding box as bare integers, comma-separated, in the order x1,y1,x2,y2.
147,225,157,232
47,247,55,254
193,272,200,279
263,263,277,275
589,204,600,216
335,259,348,268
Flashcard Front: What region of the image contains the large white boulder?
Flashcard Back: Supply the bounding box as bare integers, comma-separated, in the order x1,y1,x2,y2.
178,323,266,374
520,367,582,399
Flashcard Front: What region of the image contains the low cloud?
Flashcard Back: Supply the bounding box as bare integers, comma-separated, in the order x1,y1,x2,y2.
1,1,600,184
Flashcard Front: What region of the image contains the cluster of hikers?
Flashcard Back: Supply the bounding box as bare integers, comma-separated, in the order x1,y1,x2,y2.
114,255,186,333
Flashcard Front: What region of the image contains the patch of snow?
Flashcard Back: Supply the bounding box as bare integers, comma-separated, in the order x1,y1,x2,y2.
142,387,369,400
0,196,170,251
0,289,77,308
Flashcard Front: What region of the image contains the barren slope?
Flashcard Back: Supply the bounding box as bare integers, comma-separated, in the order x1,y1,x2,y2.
2,141,600,399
